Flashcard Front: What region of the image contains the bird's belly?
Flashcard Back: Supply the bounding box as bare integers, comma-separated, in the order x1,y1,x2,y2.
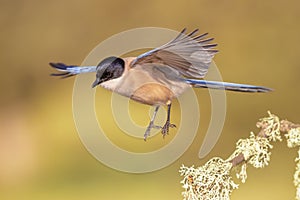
130,83,175,105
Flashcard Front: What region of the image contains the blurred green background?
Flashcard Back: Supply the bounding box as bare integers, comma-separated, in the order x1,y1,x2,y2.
1,0,299,199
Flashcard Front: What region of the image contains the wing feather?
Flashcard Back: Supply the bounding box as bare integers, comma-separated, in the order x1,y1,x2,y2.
130,28,218,79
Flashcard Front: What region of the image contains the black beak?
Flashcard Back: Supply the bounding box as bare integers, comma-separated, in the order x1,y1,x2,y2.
92,78,100,88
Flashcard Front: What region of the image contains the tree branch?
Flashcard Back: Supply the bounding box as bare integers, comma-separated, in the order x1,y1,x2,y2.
179,111,300,200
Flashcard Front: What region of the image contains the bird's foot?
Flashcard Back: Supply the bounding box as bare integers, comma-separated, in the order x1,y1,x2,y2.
144,123,162,141
161,121,176,138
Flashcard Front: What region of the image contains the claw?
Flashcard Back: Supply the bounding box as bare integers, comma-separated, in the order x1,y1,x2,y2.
144,123,162,141
144,106,161,141
161,122,176,138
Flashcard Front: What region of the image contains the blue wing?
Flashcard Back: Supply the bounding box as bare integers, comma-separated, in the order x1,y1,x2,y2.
130,28,218,79
49,63,97,78
185,79,272,93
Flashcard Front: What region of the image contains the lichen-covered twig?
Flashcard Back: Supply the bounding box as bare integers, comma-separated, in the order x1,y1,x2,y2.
179,111,300,200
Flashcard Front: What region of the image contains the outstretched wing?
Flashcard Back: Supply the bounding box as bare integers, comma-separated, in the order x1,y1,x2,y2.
49,63,97,78
130,28,218,79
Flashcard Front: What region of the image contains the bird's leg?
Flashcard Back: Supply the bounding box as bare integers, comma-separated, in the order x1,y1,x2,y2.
161,102,176,137
144,106,161,141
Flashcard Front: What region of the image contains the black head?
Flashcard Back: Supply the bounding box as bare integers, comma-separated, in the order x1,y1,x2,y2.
92,56,125,88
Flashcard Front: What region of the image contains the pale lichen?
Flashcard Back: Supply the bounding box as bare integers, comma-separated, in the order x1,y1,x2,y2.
285,129,300,200
257,111,282,142
294,149,300,200
180,112,300,200
179,158,238,200
285,128,300,148
231,132,272,168
235,163,248,183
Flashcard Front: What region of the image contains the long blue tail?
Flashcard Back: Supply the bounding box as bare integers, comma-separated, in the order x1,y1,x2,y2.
185,79,272,93
49,63,97,78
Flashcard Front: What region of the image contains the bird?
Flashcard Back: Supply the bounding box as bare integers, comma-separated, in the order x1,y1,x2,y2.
50,28,272,140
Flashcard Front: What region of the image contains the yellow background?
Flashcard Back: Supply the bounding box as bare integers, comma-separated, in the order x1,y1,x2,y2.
0,0,299,199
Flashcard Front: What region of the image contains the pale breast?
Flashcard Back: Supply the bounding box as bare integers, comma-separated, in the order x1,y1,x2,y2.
99,61,191,105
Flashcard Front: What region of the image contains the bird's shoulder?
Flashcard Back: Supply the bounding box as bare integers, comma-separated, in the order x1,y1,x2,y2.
123,57,136,71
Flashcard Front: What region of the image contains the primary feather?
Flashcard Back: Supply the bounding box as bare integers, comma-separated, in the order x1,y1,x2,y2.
130,28,218,79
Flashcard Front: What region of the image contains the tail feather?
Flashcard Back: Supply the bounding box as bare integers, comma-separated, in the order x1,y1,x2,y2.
49,62,97,78
185,79,272,93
